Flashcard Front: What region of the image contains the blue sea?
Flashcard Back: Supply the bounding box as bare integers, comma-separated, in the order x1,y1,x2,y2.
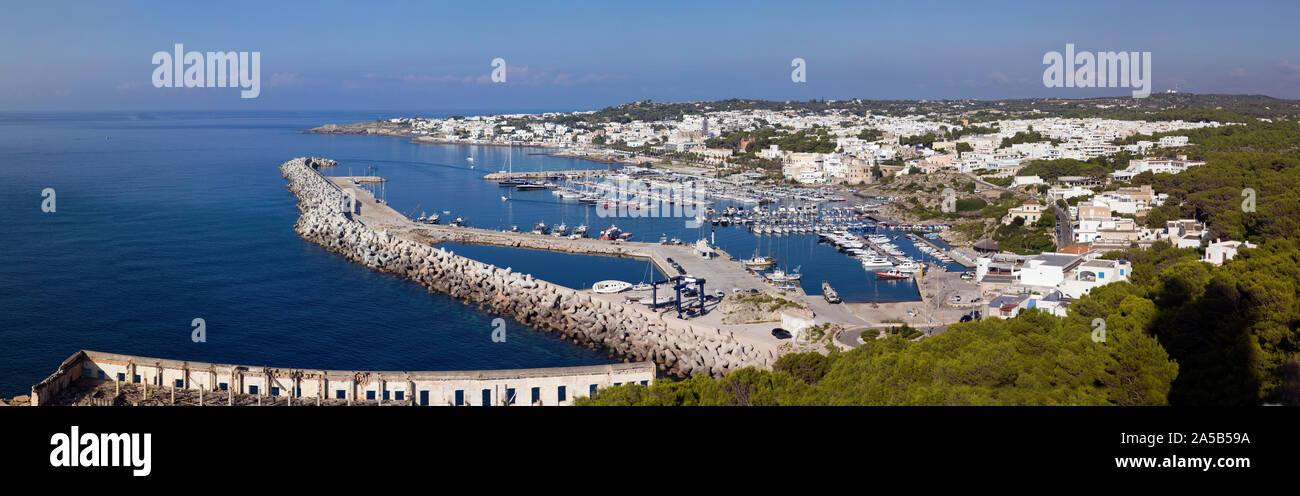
0,110,940,397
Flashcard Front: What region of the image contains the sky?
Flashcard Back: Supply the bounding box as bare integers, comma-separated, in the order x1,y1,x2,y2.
3,0,1299,111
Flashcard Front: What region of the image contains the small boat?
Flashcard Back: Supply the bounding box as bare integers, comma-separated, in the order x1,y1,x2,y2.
742,255,776,270
632,283,653,291
875,269,910,280
508,225,520,233
598,225,622,240
574,224,589,237
515,182,547,191
498,177,527,187
553,223,568,236
450,217,468,227
531,222,548,235
592,280,633,294
822,282,841,304
501,195,509,201
765,268,801,284
860,256,893,268
416,212,439,225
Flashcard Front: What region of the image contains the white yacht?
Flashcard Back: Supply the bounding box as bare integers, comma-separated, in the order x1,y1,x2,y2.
860,256,894,268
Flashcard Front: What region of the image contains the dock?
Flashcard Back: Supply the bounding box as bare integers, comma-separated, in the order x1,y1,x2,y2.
481,169,615,180
328,176,806,303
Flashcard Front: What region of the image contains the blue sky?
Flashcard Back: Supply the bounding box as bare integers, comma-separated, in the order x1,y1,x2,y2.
3,0,1299,111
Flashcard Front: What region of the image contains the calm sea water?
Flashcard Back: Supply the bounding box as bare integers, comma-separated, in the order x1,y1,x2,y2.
326,145,963,303
0,110,622,397
0,110,944,397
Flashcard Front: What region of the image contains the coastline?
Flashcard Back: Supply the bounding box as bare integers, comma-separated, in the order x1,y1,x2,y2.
302,122,648,168
281,156,775,378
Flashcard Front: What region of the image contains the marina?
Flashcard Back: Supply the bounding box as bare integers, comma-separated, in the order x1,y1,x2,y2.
329,150,974,304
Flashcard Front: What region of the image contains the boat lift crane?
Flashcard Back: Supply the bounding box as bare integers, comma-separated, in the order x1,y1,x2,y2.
648,275,707,319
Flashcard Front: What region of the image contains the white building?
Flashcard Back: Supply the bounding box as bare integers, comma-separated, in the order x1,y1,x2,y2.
1204,239,1256,266
1012,175,1045,188
1158,136,1189,147
1112,156,1206,181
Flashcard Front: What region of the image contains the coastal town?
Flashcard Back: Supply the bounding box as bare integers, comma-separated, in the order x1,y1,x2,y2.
302,96,1262,341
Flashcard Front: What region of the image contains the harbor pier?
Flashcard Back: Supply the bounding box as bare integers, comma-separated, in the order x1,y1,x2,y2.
286,158,778,378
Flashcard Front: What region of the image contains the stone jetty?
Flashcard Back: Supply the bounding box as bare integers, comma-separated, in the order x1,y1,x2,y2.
280,157,773,378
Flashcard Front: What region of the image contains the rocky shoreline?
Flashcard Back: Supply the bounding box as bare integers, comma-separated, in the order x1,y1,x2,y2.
280,157,772,378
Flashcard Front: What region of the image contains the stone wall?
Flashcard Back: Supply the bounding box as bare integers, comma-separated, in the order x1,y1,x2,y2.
281,157,773,378
30,350,656,406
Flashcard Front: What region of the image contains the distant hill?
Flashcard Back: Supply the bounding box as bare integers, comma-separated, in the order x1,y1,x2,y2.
542,94,1300,125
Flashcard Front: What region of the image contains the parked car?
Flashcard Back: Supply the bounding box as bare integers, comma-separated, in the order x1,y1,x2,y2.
771,328,792,339
713,290,726,299
665,257,674,264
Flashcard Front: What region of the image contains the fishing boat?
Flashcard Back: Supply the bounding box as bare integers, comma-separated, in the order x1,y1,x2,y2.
416,212,439,225
573,224,589,237
765,268,802,284
450,217,468,227
553,223,568,236
531,222,548,235
598,225,622,240
592,280,632,294
742,255,776,270
875,269,910,280
822,282,841,304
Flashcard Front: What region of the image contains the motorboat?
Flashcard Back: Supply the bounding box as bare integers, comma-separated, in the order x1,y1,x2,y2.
592,280,632,294
822,282,841,304
416,212,439,225
598,225,622,240
875,269,910,280
860,256,894,268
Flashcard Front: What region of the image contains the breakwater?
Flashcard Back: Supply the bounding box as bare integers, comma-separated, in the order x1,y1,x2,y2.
282,157,773,378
